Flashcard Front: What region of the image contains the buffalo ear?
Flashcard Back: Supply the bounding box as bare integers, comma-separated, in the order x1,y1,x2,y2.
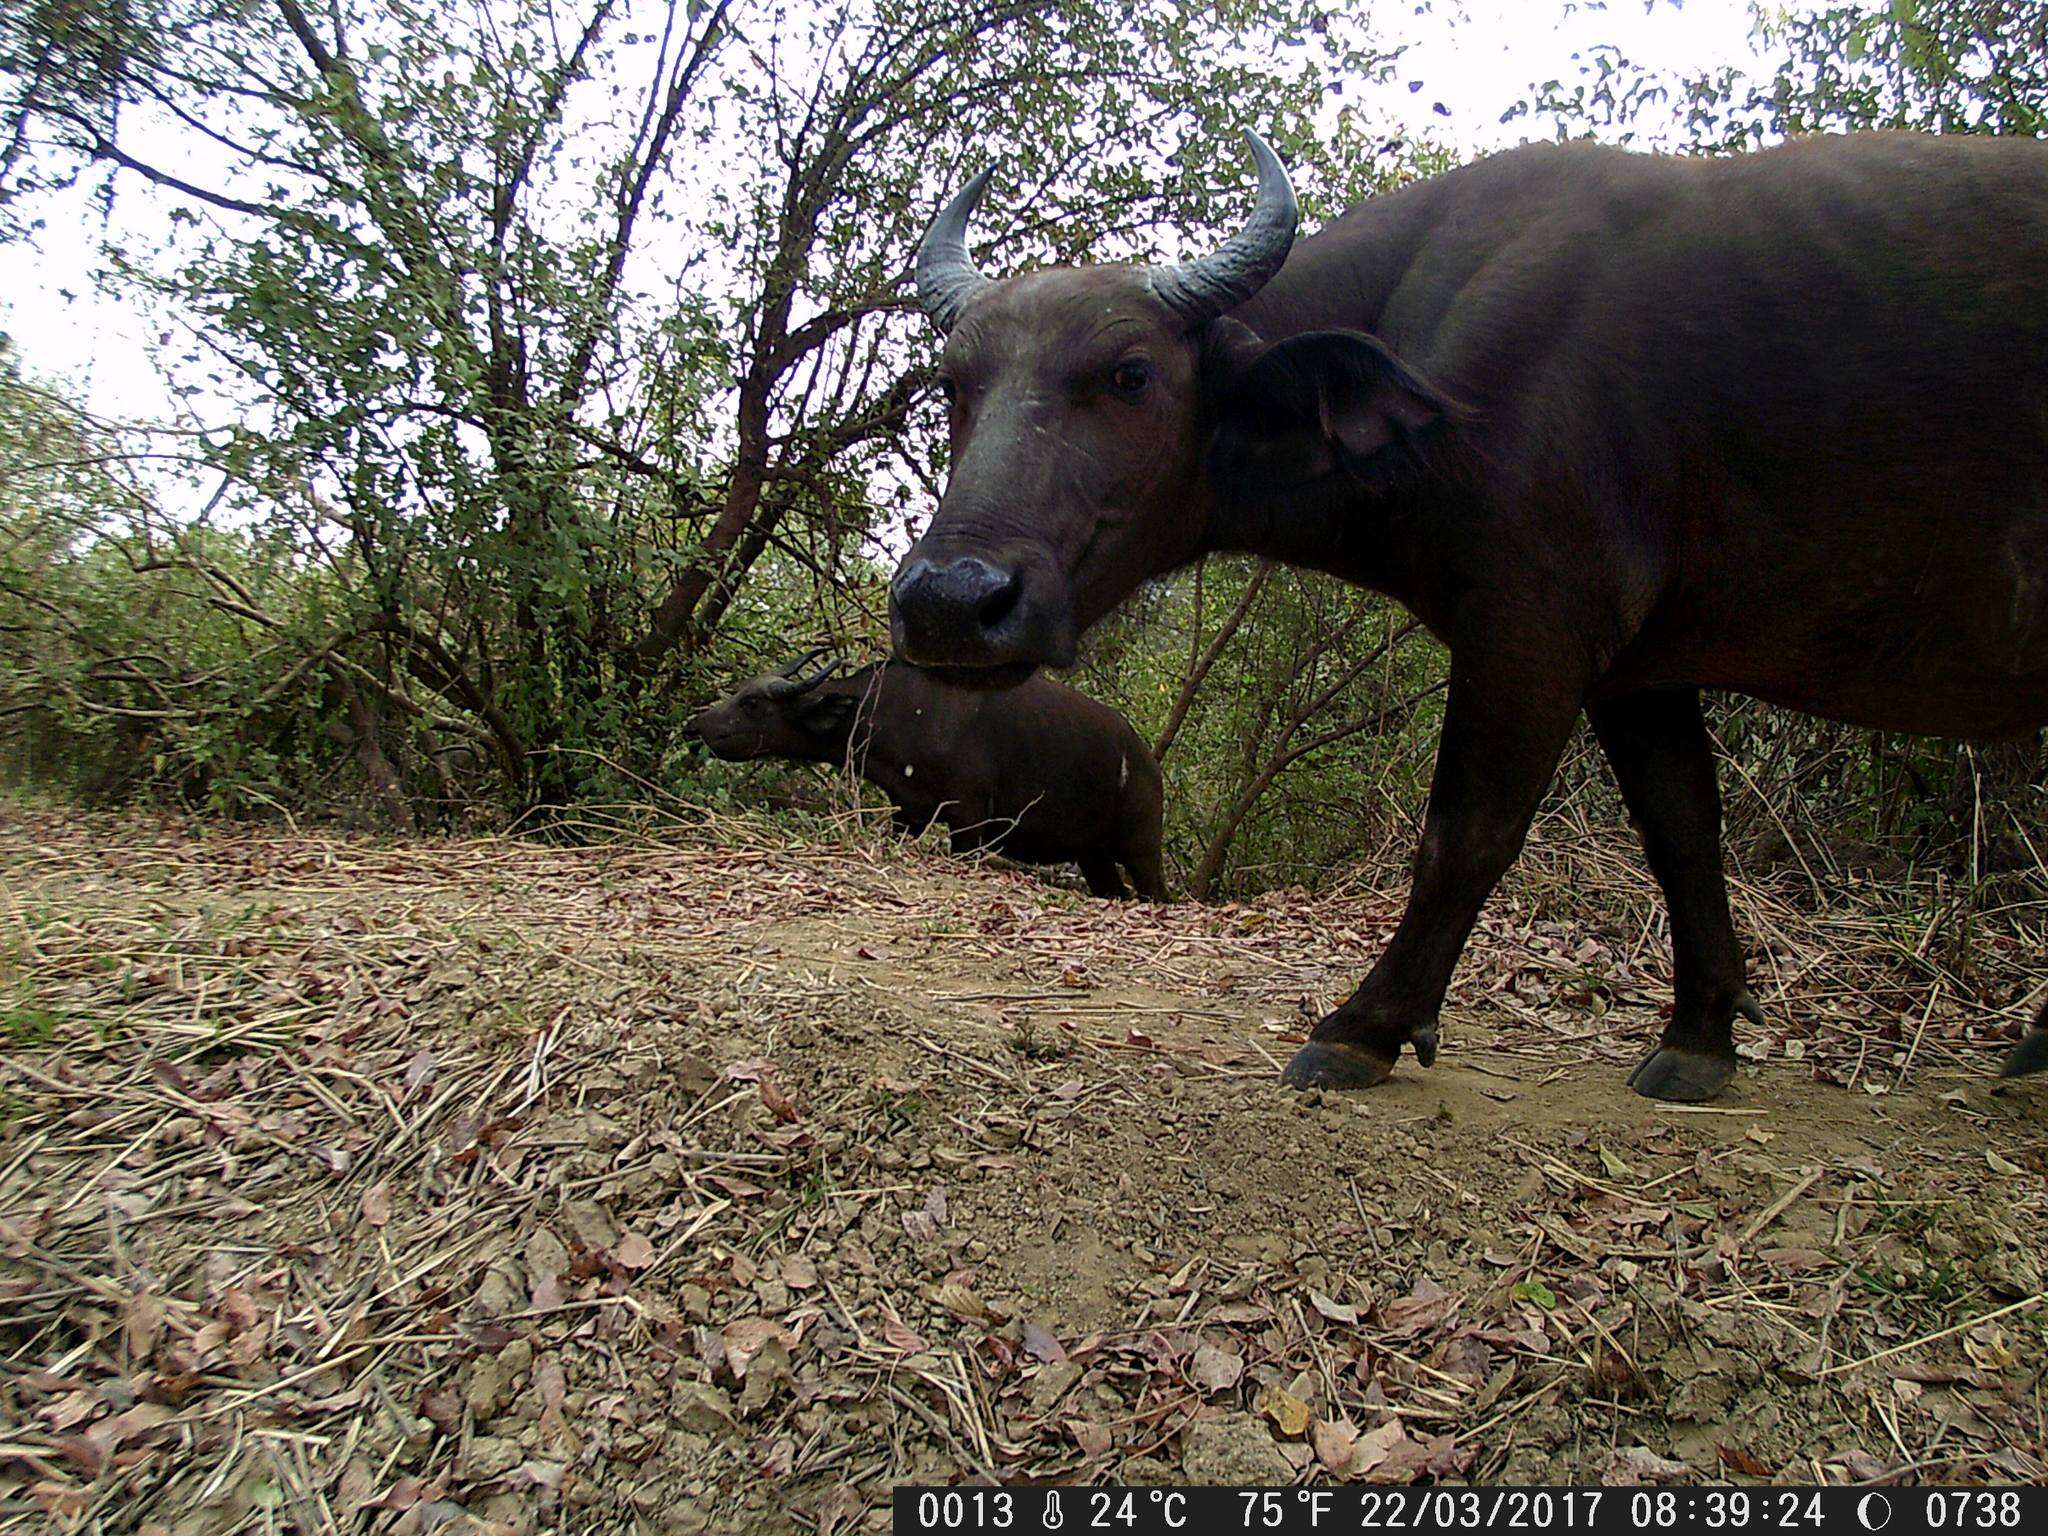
1206,327,1453,495
796,691,857,736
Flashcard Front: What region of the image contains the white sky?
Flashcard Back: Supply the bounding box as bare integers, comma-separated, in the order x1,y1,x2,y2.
0,0,1784,431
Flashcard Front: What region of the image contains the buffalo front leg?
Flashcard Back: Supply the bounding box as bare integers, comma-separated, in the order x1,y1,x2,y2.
1283,659,1582,1090
1590,689,1760,1102
1078,857,1131,900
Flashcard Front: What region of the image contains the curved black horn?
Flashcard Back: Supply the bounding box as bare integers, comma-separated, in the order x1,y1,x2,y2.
914,168,995,333
1149,132,1299,326
786,656,847,696
775,646,833,679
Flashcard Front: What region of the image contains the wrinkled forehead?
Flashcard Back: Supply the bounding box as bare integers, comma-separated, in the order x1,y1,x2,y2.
944,266,1185,372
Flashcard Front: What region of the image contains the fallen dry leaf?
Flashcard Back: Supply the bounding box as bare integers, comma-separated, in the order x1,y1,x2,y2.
418,1387,462,1435
1308,1289,1358,1325
1189,1343,1244,1393
1021,1319,1066,1363
1257,1383,1311,1438
1381,1277,1458,1335
1313,1416,1358,1473
722,1317,799,1379
535,1356,567,1411
36,1389,99,1433
758,1077,800,1122
1717,1443,1773,1477
1069,1418,1111,1457
1604,1446,1688,1485
880,1308,928,1354
122,1292,165,1364
1350,1419,1409,1478
928,1280,990,1321
817,1483,865,1536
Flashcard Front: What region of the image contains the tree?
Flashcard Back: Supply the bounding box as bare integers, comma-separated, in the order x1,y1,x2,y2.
0,0,1395,818
1507,1,2048,146
1746,0,2046,139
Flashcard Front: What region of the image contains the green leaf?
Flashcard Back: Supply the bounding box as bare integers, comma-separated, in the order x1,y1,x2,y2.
1512,1280,1557,1310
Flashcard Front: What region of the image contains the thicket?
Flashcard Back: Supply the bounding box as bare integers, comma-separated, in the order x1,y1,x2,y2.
1,0,2044,899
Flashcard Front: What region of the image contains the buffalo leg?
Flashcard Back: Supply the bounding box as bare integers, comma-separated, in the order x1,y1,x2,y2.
1590,689,1760,1102
1124,801,1169,901
1079,858,1130,899
1125,846,1169,902
942,791,998,854
2001,1010,2048,1079
1283,659,1581,1089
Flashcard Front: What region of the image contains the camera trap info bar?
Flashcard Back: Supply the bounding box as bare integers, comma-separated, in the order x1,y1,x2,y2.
895,1486,2036,1536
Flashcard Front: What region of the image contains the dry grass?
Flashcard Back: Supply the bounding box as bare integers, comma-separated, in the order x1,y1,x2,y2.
1,801,2044,1534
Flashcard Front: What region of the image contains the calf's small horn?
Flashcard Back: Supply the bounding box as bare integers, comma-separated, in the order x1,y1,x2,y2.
787,658,846,695
775,646,833,679
1149,131,1299,326
914,168,995,333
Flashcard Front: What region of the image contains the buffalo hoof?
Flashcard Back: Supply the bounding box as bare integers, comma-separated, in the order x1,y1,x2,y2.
1998,1028,2048,1079
1628,1045,1735,1103
1281,1040,1398,1091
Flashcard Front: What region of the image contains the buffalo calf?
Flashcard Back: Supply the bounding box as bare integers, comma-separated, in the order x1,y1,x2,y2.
690,653,1167,900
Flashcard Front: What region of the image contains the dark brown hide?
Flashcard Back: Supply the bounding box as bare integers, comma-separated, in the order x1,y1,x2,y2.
890,131,2048,1098
690,661,1167,900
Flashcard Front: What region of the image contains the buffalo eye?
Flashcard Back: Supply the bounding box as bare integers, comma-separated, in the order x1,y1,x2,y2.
1109,359,1151,398
935,375,957,405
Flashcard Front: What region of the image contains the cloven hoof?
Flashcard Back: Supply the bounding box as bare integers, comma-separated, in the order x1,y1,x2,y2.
1281,1040,1398,1090
1627,1045,1736,1103
1282,1020,1438,1090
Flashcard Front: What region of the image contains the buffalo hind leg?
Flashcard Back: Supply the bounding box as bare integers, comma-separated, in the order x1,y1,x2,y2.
1124,820,1169,901
1284,655,1583,1090
1079,857,1130,900
1591,689,1759,1102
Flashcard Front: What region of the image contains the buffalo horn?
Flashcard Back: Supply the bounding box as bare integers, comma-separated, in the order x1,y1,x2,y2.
775,646,833,680
786,657,846,696
1148,131,1298,326
913,168,995,333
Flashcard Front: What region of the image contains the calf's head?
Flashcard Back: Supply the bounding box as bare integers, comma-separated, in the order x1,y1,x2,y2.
689,650,861,762
890,134,1451,681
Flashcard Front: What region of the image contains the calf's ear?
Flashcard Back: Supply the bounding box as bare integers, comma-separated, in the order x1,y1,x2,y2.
1204,326,1454,496
796,692,858,736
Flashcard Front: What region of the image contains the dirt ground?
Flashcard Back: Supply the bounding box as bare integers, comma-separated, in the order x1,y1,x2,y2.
2,803,2045,1534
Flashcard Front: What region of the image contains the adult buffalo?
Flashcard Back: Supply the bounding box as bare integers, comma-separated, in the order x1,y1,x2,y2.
888,130,2048,1100
690,652,1168,900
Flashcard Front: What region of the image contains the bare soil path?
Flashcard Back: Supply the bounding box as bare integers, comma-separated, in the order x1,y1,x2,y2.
2,806,2043,1534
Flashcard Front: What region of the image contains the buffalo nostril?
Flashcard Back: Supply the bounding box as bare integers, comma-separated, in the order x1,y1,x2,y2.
890,559,933,607
975,572,1021,631
891,552,1035,662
